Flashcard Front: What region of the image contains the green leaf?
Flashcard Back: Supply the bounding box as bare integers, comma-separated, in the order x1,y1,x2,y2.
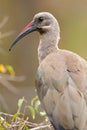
45,117,49,122
5,65,15,76
31,96,38,106
28,106,35,120
18,97,25,108
12,112,20,122
0,116,5,121
34,100,40,112
0,126,5,130
24,125,29,130
39,111,46,117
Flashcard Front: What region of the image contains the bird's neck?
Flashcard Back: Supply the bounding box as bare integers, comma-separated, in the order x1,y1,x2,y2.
38,31,60,63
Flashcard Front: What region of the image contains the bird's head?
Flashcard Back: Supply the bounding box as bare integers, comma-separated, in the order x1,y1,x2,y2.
9,12,60,51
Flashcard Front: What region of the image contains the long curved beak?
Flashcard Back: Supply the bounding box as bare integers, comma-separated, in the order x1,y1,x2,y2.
9,21,37,51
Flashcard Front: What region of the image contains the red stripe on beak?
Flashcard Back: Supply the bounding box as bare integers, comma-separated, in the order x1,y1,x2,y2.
21,21,33,33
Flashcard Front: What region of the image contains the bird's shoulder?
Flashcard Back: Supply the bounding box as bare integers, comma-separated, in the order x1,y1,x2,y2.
36,49,87,90
38,49,87,73
61,49,87,73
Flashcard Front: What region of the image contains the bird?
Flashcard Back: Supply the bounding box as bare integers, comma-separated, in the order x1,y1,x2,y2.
9,12,87,130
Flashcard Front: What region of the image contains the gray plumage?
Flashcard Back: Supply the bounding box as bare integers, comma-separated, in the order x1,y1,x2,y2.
9,12,87,130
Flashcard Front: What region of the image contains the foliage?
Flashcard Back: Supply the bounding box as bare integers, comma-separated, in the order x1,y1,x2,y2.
0,64,15,75
0,97,51,130
0,16,52,130
0,63,51,129
0,16,25,111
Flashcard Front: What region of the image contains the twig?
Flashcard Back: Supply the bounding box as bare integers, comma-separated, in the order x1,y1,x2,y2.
0,74,25,94
30,124,52,130
0,31,14,39
0,112,13,118
0,16,9,29
0,112,52,129
0,74,25,81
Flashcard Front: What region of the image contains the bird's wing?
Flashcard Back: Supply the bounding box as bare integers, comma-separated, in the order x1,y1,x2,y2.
63,50,87,100
35,51,87,129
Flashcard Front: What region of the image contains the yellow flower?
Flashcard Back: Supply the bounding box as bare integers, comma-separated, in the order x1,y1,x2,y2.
0,64,6,73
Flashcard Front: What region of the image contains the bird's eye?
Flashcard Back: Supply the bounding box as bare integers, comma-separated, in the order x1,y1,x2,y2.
38,17,44,22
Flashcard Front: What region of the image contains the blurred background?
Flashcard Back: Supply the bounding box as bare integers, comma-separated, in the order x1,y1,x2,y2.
0,0,87,113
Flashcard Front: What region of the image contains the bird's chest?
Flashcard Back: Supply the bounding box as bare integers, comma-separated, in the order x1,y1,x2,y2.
36,54,69,96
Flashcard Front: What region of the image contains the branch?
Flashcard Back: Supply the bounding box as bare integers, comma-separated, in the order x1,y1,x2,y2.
0,112,52,130
30,124,51,130
0,16,9,29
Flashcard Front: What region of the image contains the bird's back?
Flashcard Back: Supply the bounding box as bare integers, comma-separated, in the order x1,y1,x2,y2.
36,49,87,130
